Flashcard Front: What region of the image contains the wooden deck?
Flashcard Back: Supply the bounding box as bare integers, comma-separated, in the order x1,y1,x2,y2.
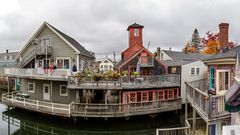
71,98,182,117
68,75,180,89
185,79,231,135
2,91,182,118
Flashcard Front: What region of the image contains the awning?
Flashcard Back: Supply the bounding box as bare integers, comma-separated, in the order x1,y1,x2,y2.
225,82,240,112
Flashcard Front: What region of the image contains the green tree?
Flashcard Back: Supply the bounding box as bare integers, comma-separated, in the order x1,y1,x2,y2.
190,29,201,52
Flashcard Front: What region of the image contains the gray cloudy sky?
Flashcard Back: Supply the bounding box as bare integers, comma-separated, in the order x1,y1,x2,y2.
0,0,240,59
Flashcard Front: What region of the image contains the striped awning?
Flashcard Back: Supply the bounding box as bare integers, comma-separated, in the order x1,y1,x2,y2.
225,82,240,104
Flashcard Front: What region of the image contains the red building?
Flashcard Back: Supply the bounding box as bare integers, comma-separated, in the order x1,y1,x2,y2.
116,23,167,76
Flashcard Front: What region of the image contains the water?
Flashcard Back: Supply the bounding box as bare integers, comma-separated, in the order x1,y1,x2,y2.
0,91,183,135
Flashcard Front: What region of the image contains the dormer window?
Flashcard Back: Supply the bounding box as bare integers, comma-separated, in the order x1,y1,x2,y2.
134,29,139,37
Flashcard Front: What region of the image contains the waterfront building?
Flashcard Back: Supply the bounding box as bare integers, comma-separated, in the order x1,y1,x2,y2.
185,23,240,135
0,50,18,68
2,22,181,118
159,48,210,103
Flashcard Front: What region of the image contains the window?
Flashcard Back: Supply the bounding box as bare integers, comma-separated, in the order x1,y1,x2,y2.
134,29,139,36
28,83,35,93
149,91,153,101
142,92,148,101
42,37,51,46
110,65,112,69
57,58,70,69
191,67,200,75
60,85,68,96
158,91,164,100
210,66,215,89
217,70,230,92
196,68,200,75
161,53,163,59
191,68,195,75
104,65,108,68
171,67,177,74
129,93,136,103
167,90,174,99
101,65,103,68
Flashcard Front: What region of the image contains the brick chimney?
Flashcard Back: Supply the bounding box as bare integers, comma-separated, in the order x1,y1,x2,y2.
219,23,229,50
6,49,8,53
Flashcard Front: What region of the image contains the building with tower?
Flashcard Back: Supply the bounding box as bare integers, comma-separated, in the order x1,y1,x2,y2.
116,23,166,76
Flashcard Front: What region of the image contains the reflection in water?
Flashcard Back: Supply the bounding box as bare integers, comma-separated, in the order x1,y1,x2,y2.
1,104,183,135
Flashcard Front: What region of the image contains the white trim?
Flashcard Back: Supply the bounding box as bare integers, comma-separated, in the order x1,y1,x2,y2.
45,23,80,53
216,69,231,95
27,82,35,93
18,22,81,59
60,85,68,96
43,84,50,100
55,57,71,69
76,54,79,71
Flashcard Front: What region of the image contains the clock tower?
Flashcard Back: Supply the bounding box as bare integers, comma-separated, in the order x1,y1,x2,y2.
127,22,144,48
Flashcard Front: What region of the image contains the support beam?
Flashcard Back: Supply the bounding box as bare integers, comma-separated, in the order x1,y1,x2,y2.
193,108,196,135
206,123,209,135
51,80,52,102
76,54,80,71
7,77,9,93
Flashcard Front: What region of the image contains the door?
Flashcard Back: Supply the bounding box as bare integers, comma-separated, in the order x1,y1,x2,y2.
43,84,50,100
216,69,230,95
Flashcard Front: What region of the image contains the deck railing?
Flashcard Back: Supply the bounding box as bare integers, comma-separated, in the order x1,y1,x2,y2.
186,80,230,121
68,74,180,88
156,120,191,135
71,98,182,117
5,68,71,79
2,91,71,117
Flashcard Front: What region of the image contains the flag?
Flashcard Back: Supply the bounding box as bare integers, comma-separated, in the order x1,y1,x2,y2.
136,57,141,74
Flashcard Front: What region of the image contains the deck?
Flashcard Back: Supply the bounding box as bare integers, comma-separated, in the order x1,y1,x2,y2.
4,68,70,81
68,74,180,89
2,91,182,118
185,79,231,135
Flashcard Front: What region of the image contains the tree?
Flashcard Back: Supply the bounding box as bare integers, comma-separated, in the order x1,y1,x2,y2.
191,29,201,52
182,29,201,53
182,42,198,53
201,31,236,54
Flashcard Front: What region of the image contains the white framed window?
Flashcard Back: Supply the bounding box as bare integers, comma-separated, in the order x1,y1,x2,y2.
60,85,68,96
56,57,71,69
42,37,51,46
134,29,139,36
196,68,200,75
191,67,200,75
191,68,195,75
28,82,35,93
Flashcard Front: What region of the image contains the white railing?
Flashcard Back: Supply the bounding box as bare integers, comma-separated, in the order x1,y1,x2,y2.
68,74,180,88
71,98,182,117
4,68,71,79
186,80,230,120
156,120,190,135
2,91,71,116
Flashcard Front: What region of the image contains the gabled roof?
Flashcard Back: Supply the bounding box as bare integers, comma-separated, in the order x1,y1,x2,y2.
19,22,95,59
116,47,167,70
203,45,240,61
161,50,211,67
127,22,144,31
163,50,211,61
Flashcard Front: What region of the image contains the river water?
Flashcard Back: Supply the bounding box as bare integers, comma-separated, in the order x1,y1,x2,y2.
0,90,183,135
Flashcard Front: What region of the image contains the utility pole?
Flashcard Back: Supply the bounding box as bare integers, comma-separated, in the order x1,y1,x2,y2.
113,51,116,66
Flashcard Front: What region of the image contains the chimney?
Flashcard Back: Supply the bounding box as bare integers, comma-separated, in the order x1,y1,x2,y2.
6,49,8,53
219,23,229,51
157,47,161,59
169,47,172,51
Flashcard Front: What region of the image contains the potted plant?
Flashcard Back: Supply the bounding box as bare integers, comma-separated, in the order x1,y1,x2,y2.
75,72,83,86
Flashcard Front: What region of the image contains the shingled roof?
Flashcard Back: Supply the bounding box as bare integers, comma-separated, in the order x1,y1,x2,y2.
127,22,144,31
47,23,95,58
161,50,211,66
203,45,240,61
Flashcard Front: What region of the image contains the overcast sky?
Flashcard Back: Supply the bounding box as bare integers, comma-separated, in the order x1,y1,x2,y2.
0,0,240,59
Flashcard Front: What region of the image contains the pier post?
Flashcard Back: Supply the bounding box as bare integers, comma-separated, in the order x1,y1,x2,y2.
7,77,9,94
193,108,196,135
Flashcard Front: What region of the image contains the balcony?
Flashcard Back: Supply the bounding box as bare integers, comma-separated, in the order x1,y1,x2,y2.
5,68,71,81
185,79,230,123
68,74,180,89
2,91,182,118
36,45,53,56
139,56,154,67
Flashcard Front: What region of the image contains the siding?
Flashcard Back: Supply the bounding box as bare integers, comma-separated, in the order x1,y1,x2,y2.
181,61,207,103
20,79,76,104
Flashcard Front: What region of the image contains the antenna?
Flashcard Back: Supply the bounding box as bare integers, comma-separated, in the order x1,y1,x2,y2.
147,41,150,49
